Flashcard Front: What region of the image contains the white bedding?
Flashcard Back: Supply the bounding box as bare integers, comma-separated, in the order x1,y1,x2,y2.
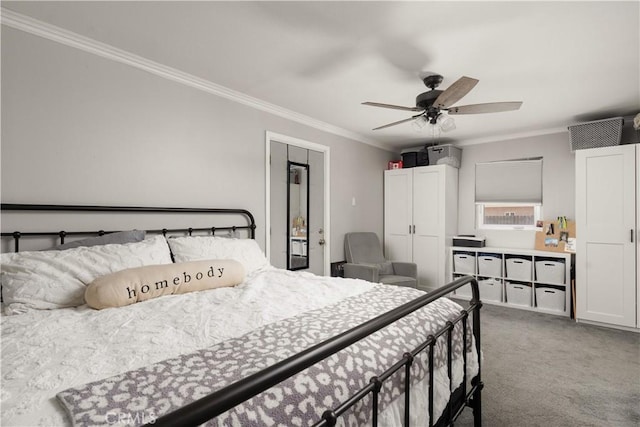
1,266,477,426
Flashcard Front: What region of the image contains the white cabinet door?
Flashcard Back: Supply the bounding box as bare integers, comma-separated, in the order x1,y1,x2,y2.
576,145,636,327
413,166,443,289
384,169,413,262
384,165,458,292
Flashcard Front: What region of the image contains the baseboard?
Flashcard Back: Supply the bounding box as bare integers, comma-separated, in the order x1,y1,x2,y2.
576,318,640,333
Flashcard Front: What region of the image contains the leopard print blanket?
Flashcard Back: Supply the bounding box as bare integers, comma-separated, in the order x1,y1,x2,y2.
57,285,471,427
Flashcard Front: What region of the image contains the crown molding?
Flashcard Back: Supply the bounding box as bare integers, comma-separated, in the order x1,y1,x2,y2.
1,7,388,150
456,126,569,147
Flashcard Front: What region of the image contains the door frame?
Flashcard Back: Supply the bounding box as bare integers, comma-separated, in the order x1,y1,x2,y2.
265,131,331,275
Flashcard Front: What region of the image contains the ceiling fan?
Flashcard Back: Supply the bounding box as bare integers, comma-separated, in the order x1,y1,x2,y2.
363,74,522,131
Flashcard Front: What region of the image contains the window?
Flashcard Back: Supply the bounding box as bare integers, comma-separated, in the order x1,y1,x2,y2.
476,203,542,230
475,158,543,230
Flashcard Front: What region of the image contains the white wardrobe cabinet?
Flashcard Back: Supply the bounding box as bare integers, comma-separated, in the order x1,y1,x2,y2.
384,165,458,291
575,144,639,329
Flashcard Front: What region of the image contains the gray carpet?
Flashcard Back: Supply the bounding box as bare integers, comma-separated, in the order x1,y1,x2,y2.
454,302,640,427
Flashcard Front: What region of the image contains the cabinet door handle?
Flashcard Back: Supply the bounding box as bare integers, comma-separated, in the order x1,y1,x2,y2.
413,225,416,234
632,229,634,243
409,225,412,234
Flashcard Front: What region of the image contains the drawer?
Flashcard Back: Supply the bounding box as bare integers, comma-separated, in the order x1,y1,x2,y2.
477,253,502,277
505,281,532,307
453,252,476,274
453,274,473,298
505,257,532,281
478,277,502,302
535,285,566,312
535,259,565,284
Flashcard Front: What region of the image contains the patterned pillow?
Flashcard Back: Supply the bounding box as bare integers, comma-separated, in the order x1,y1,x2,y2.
85,259,245,309
167,236,270,275
0,235,173,315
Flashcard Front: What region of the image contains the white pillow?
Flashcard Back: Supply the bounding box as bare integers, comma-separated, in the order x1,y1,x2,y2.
167,236,270,275
1,235,173,315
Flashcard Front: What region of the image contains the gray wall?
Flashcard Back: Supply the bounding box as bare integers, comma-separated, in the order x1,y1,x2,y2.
1,27,395,262
457,132,575,249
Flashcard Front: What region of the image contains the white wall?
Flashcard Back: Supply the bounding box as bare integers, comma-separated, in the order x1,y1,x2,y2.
0,27,395,262
457,132,575,249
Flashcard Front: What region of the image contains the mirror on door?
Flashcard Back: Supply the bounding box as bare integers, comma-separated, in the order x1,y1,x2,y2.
288,161,309,270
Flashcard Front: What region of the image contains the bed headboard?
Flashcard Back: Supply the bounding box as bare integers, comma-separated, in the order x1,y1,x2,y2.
0,203,256,252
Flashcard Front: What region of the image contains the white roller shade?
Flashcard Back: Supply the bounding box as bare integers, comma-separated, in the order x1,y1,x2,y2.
475,158,543,203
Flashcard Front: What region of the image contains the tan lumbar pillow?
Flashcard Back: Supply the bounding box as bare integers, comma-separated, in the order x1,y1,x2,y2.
85,259,245,309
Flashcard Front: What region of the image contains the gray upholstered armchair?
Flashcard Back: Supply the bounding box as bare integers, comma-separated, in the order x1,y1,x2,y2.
343,232,417,288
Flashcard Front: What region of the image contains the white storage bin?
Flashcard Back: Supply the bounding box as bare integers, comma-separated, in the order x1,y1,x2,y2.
505,282,532,307
535,285,566,312
454,284,473,298
477,253,502,277
453,275,473,298
505,257,532,281
535,260,565,284
427,144,462,168
478,277,502,302
453,252,476,274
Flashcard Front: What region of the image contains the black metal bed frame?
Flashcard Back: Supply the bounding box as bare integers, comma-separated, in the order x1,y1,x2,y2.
0,203,256,251
0,203,482,427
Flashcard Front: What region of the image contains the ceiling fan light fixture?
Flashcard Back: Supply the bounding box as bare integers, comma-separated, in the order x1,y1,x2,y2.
428,122,441,139
412,115,428,132
437,113,456,132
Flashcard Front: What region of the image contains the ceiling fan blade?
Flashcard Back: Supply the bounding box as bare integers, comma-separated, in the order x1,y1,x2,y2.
372,115,420,130
447,101,523,115
433,76,479,109
362,102,424,112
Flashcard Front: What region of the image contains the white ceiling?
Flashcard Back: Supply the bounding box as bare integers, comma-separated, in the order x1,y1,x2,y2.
4,1,639,150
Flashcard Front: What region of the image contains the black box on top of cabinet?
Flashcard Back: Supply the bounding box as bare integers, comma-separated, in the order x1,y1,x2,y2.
401,150,429,168
402,152,418,168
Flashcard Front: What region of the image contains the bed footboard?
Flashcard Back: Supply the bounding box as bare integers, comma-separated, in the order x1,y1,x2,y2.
150,275,483,427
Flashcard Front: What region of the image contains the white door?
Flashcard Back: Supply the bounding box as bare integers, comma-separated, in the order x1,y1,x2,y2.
384,169,413,262
576,145,636,327
413,166,442,290
307,150,325,275
269,141,288,269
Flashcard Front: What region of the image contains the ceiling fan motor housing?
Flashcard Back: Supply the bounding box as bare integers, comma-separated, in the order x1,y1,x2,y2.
416,90,443,123
416,90,442,109
422,74,443,89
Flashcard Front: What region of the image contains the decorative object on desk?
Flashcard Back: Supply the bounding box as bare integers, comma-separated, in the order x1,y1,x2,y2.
534,218,576,253
557,216,568,229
